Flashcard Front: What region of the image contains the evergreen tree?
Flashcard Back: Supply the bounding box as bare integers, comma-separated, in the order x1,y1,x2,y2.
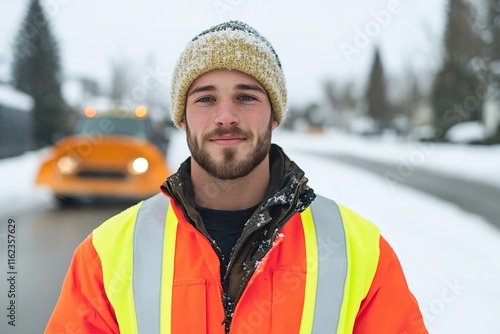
487,0,500,97
488,1,500,53
11,0,66,148
430,0,483,141
366,47,391,130
483,0,500,142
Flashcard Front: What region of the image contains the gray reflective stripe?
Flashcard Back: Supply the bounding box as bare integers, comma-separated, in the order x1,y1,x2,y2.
309,195,347,333
133,194,170,334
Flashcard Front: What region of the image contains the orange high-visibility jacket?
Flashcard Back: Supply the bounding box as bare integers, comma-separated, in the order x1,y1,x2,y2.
45,194,427,333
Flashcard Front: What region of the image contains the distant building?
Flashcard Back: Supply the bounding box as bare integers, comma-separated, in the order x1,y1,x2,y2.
0,85,34,158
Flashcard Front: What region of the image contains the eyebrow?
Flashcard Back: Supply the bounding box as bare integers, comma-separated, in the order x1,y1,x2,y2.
187,83,267,97
235,84,266,95
187,85,216,97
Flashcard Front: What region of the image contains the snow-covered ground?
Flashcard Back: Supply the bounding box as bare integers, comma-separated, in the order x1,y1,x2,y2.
293,128,500,188
1,128,500,333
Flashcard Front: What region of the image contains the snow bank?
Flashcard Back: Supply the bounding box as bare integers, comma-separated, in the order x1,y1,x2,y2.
0,85,34,111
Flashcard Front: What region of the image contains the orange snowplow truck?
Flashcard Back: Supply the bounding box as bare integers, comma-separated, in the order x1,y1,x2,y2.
35,106,172,206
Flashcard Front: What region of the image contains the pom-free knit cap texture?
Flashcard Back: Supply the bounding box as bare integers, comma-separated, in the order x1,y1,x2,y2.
170,21,287,128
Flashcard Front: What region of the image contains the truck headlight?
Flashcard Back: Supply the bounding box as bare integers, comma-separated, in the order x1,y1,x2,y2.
57,155,78,175
130,157,149,174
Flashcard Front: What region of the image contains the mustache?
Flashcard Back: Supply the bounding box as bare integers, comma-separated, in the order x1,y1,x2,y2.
203,127,253,141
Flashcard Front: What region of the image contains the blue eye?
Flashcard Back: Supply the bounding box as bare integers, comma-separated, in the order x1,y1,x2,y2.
197,97,214,103
239,95,255,101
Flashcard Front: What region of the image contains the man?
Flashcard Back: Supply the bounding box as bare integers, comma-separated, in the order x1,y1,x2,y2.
45,21,427,333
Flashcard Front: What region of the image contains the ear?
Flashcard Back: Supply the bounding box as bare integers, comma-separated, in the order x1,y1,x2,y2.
271,118,279,130
179,116,187,130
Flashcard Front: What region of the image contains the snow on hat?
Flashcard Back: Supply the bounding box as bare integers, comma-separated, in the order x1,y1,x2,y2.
170,20,287,128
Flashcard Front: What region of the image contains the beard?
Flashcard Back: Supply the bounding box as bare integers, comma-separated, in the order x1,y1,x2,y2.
186,122,272,180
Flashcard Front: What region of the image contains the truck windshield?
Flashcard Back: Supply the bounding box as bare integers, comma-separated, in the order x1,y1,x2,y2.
73,117,153,140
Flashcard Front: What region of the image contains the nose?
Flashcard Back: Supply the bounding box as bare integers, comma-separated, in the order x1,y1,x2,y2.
214,98,239,127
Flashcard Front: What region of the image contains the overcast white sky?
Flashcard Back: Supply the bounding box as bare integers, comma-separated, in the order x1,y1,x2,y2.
0,0,447,107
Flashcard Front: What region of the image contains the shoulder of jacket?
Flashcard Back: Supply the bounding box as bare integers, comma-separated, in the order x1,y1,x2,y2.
93,194,172,240
93,200,144,237
339,204,380,234
311,194,381,239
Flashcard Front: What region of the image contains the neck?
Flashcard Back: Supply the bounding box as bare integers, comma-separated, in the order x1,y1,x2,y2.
190,156,270,210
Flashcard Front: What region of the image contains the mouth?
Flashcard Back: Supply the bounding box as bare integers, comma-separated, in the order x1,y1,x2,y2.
210,135,246,146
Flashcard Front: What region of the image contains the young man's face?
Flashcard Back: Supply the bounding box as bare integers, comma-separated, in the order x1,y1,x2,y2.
182,69,278,180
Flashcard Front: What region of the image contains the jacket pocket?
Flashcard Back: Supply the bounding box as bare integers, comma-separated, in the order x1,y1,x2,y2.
172,278,207,333
271,269,306,332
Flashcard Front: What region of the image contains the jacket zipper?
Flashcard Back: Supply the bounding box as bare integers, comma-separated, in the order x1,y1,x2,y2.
220,213,273,333
221,232,285,333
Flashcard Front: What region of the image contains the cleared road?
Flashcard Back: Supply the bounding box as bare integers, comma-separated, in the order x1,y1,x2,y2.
0,201,133,334
304,152,500,230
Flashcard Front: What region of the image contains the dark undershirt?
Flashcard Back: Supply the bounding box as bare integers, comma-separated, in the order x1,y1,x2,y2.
197,204,259,273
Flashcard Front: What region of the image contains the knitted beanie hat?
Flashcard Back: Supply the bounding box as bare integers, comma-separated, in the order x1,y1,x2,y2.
170,21,287,128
